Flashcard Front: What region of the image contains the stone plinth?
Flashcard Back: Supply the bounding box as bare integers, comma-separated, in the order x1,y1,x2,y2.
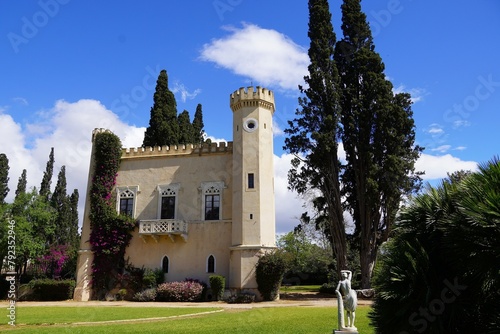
334,330,359,334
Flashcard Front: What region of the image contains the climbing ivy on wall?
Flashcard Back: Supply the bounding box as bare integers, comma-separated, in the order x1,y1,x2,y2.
89,131,135,299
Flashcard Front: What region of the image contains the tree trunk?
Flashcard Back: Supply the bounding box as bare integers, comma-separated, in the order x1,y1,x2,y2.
360,241,377,288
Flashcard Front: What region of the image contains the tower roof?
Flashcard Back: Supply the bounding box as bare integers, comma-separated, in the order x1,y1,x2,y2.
229,86,275,113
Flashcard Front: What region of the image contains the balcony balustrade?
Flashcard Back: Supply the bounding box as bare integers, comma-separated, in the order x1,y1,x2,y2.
138,219,188,242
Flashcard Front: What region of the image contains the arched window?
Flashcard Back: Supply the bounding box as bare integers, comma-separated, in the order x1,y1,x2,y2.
157,184,180,219
116,186,139,217
162,256,169,274
201,182,224,221
207,255,215,273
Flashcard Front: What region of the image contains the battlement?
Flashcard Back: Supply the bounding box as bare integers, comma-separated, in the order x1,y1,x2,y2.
230,86,275,113
92,128,113,141
121,141,233,159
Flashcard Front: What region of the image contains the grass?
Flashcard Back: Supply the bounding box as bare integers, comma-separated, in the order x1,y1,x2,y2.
280,285,322,293
12,306,218,325
0,305,374,333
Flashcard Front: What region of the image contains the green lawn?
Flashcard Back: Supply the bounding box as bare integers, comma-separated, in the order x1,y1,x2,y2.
1,305,374,333
280,285,322,293
12,306,218,325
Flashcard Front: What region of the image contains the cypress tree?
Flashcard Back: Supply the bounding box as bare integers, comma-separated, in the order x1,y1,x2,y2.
192,103,205,144
335,0,422,288
68,189,80,249
143,70,180,147
177,110,195,145
51,166,67,210
0,153,9,204
51,166,70,246
15,169,27,199
284,0,348,275
40,147,55,199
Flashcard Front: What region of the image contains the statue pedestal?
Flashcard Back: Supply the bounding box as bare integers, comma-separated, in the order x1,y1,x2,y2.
334,329,359,334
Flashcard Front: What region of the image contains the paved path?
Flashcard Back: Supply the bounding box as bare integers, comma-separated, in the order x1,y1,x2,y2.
1,295,372,309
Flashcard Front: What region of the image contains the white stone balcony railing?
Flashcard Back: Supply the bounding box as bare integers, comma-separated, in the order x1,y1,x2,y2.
138,219,188,242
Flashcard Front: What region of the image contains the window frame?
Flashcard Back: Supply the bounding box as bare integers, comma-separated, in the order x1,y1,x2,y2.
206,254,216,273
157,184,180,220
162,255,169,274
116,186,139,218
200,182,224,221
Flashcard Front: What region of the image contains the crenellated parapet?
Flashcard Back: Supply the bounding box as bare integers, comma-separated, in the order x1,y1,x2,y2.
92,128,113,141
230,86,275,113
121,141,233,159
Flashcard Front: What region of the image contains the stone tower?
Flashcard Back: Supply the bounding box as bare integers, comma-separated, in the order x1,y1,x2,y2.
229,86,276,293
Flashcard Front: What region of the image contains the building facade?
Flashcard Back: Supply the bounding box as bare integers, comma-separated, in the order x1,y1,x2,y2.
74,86,276,301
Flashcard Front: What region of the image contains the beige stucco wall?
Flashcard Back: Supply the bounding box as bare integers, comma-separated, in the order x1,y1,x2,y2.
118,150,233,222
126,221,232,283
119,149,234,282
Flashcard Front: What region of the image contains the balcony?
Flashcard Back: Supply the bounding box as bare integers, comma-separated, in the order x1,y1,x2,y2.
138,219,188,242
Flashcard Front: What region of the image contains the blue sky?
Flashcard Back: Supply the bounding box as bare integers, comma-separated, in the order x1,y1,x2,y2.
1,0,499,233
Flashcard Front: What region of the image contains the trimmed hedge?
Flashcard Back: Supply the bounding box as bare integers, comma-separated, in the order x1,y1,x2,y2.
209,275,225,301
29,279,75,301
256,250,289,301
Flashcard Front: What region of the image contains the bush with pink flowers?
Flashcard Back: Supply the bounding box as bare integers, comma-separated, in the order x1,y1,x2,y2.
156,281,204,302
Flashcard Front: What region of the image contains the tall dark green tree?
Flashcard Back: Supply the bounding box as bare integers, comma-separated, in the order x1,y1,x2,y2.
177,110,195,145
335,0,422,288
0,153,9,204
51,166,67,209
51,166,70,246
68,189,80,249
15,169,27,199
143,70,180,147
40,147,55,199
284,0,348,275
192,103,205,144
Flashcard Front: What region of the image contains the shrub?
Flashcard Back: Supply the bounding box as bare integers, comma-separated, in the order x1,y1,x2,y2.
370,158,500,333
319,283,336,294
226,292,255,304
156,281,203,302
27,279,75,301
154,268,165,285
133,288,157,302
143,268,158,289
209,275,225,301
255,250,289,301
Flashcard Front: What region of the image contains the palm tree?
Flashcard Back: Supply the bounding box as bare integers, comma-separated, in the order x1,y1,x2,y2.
370,157,500,333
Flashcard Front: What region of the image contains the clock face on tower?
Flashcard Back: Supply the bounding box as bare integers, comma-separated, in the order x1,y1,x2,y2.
243,118,258,133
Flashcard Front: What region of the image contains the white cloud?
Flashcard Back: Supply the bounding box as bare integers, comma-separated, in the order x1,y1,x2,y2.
0,100,145,231
272,119,284,137
431,145,451,153
171,82,202,103
416,153,478,180
426,123,444,135
13,97,29,106
204,134,228,144
393,84,427,103
453,120,471,128
200,23,308,91
274,153,305,233
454,146,467,151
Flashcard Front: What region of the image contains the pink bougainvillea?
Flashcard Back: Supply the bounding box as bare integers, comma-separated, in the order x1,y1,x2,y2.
36,244,70,278
88,132,135,299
